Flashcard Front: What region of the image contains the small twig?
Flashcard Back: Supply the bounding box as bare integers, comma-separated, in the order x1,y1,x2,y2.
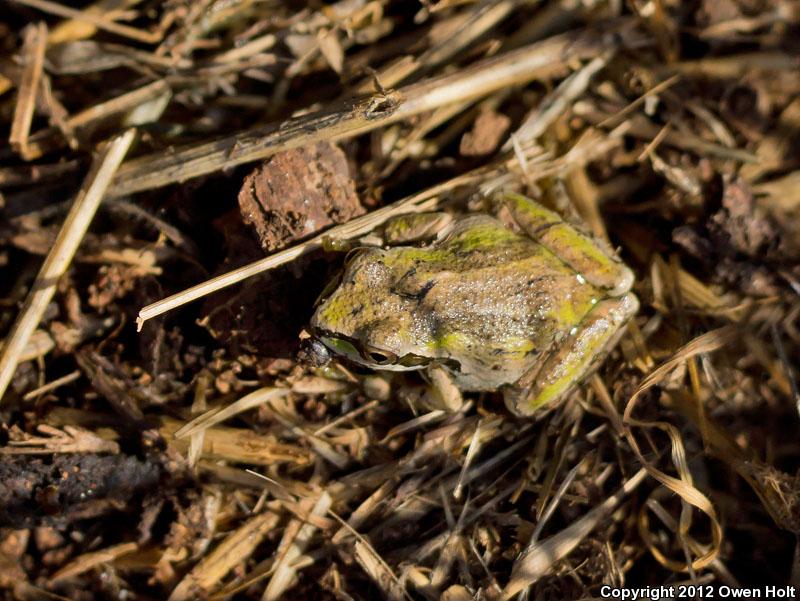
9,22,47,159
22,369,80,400
504,50,614,149
637,120,672,161
597,73,681,129
504,468,648,598
453,418,483,501
0,129,136,404
770,323,800,418
578,107,758,163
263,492,333,601
529,456,589,545
10,0,165,44
111,24,639,197
26,80,171,159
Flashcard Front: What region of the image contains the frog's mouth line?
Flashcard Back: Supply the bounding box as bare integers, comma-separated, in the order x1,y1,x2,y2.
313,330,450,372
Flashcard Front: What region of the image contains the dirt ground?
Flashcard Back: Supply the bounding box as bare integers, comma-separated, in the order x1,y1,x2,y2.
1,1,799,599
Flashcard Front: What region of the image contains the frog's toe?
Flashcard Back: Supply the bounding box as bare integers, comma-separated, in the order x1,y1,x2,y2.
608,265,635,297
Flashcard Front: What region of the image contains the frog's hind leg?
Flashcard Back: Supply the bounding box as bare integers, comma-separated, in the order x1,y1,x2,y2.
503,293,639,416
500,192,634,296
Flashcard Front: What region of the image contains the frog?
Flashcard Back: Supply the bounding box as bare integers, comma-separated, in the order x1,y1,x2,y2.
307,192,638,416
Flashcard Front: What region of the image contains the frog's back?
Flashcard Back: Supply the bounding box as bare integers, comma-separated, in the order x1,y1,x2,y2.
394,215,603,389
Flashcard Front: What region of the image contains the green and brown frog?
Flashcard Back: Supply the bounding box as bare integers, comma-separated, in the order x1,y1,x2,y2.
307,192,638,416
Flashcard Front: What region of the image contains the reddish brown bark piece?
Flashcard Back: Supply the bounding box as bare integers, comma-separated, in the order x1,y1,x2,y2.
237,142,363,252
459,109,511,157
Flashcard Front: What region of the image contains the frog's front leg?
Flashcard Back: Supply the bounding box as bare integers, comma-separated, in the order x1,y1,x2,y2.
381,212,453,245
503,293,639,416
322,212,453,252
408,363,464,413
421,364,464,412
501,192,634,296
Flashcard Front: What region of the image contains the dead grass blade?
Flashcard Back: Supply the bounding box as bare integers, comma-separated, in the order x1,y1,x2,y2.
50,542,138,582
623,325,738,422
168,512,279,601
174,386,290,439
0,128,136,404
613,327,737,572
503,468,648,598
9,22,47,159
262,492,332,601
626,417,723,571
111,25,638,197
11,0,164,44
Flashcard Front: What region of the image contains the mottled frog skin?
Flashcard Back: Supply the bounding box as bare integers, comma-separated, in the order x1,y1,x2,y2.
309,193,638,415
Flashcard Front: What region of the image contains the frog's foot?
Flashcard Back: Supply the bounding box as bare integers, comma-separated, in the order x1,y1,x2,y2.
500,192,634,296
503,293,639,416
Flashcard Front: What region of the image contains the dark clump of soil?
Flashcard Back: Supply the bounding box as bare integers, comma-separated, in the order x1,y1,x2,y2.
0,454,163,528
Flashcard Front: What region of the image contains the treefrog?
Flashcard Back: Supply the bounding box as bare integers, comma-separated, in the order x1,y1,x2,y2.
308,192,638,416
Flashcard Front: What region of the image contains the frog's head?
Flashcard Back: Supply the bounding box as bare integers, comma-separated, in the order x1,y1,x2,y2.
308,247,434,372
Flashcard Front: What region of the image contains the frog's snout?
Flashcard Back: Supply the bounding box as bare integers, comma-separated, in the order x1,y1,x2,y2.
298,337,332,367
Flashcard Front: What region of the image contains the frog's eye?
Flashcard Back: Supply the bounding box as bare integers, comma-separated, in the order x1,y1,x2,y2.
361,345,397,366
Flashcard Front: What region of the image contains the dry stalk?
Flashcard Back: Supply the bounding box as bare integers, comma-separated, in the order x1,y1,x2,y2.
0,129,136,404
11,0,164,44
111,24,639,197
9,22,47,159
504,468,648,598
50,542,139,582
168,512,280,601
262,492,333,601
